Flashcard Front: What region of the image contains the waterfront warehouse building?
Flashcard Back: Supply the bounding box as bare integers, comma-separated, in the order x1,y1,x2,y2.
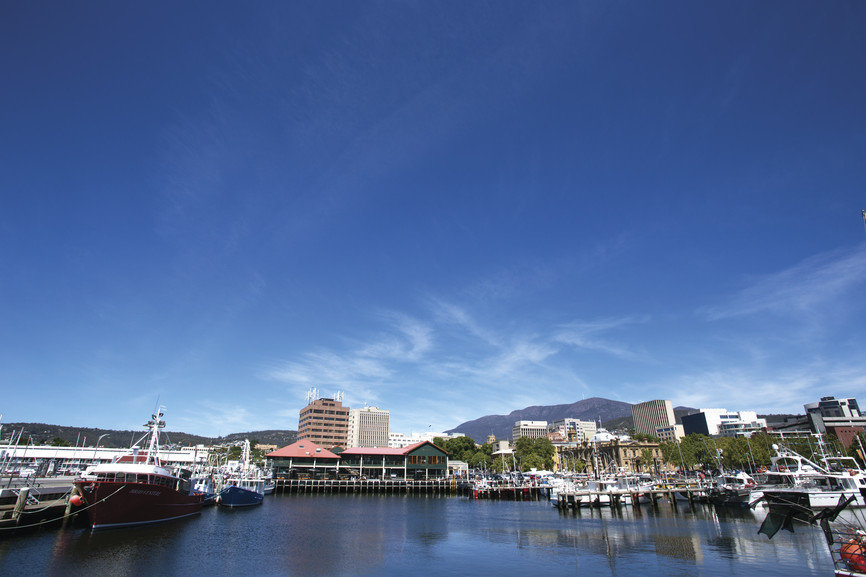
347,406,390,448
266,440,341,479
298,397,350,449
267,440,449,480
339,441,449,480
512,421,548,440
632,400,676,437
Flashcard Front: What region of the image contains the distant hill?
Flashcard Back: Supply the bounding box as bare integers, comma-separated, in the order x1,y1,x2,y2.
0,423,297,449
445,397,635,443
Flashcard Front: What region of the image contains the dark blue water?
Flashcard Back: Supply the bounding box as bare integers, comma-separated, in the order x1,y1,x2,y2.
0,496,833,576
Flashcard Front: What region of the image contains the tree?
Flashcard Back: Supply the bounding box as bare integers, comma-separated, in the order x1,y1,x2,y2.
467,450,491,470
513,437,555,471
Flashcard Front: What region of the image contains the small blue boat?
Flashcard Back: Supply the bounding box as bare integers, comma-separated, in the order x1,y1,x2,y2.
217,477,265,507
216,440,265,508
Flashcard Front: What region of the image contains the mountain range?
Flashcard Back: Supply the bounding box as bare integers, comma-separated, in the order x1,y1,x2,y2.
445,397,638,442
0,423,297,449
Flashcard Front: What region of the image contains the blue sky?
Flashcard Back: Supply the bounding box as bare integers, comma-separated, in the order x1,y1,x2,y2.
2,2,865,437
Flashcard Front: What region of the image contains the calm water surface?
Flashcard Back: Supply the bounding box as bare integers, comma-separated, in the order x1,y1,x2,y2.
0,495,834,576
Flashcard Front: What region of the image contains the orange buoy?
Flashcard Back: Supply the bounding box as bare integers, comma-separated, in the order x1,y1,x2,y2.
69,494,84,507
840,540,866,572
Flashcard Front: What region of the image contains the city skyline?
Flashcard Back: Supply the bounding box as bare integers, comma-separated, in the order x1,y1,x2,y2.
2,3,865,437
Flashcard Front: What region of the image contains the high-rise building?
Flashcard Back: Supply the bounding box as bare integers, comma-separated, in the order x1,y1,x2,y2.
632,400,676,437
512,421,548,440
298,397,350,448
347,406,390,448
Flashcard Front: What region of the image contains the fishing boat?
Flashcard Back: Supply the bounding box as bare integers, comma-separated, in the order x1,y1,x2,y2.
706,471,758,507
192,471,218,506
72,408,204,529
759,442,866,511
216,440,265,507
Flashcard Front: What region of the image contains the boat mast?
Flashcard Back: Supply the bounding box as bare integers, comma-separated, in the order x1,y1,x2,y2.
145,408,166,465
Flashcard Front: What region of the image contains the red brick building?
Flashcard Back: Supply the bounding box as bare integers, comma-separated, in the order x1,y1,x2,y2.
298,397,349,449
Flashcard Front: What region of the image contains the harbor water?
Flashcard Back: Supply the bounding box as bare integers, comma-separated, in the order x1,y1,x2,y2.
0,495,834,577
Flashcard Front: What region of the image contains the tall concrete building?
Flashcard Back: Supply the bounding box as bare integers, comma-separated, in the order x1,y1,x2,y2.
512,421,548,440
347,406,390,448
632,400,676,437
297,397,350,449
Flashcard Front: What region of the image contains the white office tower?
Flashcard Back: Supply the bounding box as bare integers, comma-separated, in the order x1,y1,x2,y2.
347,406,390,448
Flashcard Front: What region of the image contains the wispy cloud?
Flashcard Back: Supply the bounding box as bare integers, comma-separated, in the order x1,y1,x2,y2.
174,402,256,437
702,244,866,321
554,316,651,361
264,297,647,431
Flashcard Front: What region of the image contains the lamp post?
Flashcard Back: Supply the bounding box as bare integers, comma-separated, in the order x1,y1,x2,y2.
93,434,109,464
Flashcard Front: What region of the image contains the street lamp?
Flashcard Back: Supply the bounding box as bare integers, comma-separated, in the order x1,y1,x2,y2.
93,434,109,463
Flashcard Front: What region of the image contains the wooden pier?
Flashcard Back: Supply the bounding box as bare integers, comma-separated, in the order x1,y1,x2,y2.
0,482,81,535
274,478,458,495
553,485,706,509
464,485,549,501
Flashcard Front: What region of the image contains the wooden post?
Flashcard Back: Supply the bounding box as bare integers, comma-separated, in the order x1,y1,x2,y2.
12,488,30,524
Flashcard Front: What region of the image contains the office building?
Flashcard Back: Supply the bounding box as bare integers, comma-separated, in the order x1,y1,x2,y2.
512,421,548,440
681,409,766,437
632,400,676,437
347,406,390,448
298,397,350,449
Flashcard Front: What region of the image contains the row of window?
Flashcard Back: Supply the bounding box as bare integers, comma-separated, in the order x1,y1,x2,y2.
408,455,446,465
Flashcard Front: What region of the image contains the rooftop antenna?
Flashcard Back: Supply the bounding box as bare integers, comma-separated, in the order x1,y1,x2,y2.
334,390,344,403
305,387,319,404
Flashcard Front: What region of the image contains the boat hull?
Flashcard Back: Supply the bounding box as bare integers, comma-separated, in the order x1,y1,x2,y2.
218,485,264,507
763,488,866,510
73,480,204,529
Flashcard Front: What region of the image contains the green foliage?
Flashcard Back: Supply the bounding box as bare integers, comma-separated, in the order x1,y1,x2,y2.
513,437,555,471
440,436,479,463
632,433,660,443
467,450,491,469
49,437,71,447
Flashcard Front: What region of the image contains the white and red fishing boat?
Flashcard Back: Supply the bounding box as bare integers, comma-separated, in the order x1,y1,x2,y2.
72,408,203,529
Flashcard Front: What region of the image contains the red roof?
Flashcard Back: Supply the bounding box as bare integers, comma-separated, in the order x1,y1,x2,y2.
341,441,447,456
266,440,340,460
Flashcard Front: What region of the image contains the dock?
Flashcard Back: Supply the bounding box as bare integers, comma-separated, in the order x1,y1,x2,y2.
274,478,459,495
0,478,80,534
553,485,707,509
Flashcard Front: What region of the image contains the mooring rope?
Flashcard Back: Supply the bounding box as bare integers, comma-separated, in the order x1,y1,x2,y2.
0,486,124,531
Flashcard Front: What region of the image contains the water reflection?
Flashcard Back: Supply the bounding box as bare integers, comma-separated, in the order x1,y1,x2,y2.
0,495,838,577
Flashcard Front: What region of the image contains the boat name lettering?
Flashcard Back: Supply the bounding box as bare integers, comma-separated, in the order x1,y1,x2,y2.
129,489,161,496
